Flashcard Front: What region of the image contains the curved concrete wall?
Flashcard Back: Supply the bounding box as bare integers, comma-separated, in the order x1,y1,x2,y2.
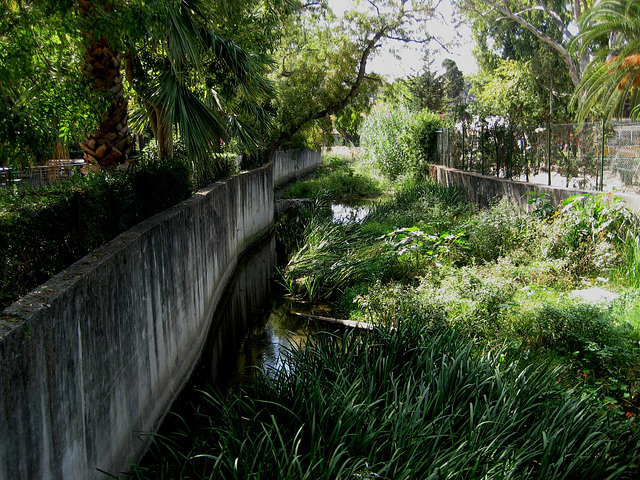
431,165,640,215
0,151,320,480
273,149,322,187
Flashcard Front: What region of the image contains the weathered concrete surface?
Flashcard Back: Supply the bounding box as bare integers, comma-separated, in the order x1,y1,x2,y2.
0,162,283,479
273,149,322,188
431,165,640,215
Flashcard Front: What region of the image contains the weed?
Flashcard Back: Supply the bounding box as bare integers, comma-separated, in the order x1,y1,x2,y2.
126,324,640,479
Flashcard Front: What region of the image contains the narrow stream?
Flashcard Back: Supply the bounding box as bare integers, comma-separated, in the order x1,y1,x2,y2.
155,201,364,437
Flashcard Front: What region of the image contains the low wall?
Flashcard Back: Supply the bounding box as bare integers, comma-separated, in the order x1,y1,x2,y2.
0,159,296,479
273,149,322,187
431,165,640,215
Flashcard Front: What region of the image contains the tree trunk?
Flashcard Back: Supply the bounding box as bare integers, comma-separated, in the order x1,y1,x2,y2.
77,0,132,171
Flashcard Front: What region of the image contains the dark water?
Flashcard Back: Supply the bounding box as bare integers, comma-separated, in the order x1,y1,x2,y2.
158,203,365,430
179,234,301,393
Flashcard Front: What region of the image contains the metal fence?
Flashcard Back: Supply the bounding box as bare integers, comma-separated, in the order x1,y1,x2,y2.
435,120,640,193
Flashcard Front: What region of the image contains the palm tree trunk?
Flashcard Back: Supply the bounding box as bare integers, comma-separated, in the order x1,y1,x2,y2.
77,0,132,171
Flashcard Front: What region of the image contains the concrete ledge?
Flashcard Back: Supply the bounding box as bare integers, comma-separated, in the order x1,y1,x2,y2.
431,165,640,215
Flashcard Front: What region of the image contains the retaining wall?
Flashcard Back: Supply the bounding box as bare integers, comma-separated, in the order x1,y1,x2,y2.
0,150,321,480
273,149,322,187
431,165,640,215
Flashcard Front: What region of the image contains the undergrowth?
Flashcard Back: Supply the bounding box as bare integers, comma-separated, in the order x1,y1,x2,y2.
124,324,640,479
279,173,640,415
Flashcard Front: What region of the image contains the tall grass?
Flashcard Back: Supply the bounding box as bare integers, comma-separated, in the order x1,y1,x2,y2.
125,323,639,479
282,155,383,199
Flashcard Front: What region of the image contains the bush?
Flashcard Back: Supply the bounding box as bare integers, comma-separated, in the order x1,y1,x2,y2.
528,303,637,376
406,109,446,177
465,198,537,264
0,157,192,310
359,104,446,180
282,155,382,199
359,103,413,180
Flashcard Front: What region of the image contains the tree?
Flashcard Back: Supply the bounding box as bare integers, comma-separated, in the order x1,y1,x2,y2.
458,0,576,122
77,0,133,171
359,103,445,179
404,61,446,112
456,0,591,87
572,0,640,120
473,59,543,124
265,0,438,156
0,1,105,167
123,0,296,169
441,59,465,108
1,0,298,172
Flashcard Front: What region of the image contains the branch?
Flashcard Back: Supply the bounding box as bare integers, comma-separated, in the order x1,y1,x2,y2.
267,27,386,157
480,0,581,86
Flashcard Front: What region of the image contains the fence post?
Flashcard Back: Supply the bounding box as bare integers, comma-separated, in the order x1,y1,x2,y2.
600,118,606,191
508,124,513,179
547,121,552,186
481,125,485,176
462,122,466,170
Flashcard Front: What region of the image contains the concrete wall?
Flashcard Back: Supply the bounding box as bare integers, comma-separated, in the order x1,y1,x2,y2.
431,165,640,215
0,152,315,480
273,149,322,188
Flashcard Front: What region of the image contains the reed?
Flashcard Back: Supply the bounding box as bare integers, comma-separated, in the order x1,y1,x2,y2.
126,323,639,479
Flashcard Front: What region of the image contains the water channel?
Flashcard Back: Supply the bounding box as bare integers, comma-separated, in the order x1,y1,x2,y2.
157,201,368,441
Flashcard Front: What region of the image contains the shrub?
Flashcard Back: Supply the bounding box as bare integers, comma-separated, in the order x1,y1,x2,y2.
359,103,413,180
359,105,446,180
406,109,446,177
0,157,192,309
528,303,637,376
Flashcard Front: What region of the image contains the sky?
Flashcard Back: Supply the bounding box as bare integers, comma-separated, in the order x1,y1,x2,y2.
327,0,478,79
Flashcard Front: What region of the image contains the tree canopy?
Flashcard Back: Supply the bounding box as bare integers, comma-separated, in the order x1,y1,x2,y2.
265,0,440,155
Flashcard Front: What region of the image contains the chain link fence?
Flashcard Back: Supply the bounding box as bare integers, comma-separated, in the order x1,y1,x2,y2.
435,120,640,193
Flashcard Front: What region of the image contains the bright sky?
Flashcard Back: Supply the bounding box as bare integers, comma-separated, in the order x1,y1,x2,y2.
328,0,478,79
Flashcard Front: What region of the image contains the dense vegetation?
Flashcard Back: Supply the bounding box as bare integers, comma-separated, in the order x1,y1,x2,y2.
279,156,640,416
122,153,640,478
0,154,195,310
126,325,639,479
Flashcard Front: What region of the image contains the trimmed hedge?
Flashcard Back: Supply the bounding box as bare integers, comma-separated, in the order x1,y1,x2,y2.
0,157,192,310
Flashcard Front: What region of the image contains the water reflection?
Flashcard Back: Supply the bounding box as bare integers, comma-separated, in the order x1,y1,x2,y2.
331,202,370,223
179,233,314,393
226,302,314,386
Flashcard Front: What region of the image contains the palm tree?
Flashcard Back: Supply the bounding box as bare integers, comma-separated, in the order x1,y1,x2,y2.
573,0,640,120
77,0,132,171
123,0,289,172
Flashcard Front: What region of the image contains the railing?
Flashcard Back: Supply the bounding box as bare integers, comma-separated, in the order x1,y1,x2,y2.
1,159,86,187
435,120,640,193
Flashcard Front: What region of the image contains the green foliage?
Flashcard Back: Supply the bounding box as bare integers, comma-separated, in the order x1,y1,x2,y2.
126,325,640,479
472,59,544,124
528,304,636,377
549,194,635,277
267,0,437,153
282,155,382,199
458,0,577,122
0,2,107,166
465,198,537,264
359,103,413,180
359,105,446,180
0,158,192,310
573,0,640,121
406,109,446,176
527,191,557,219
